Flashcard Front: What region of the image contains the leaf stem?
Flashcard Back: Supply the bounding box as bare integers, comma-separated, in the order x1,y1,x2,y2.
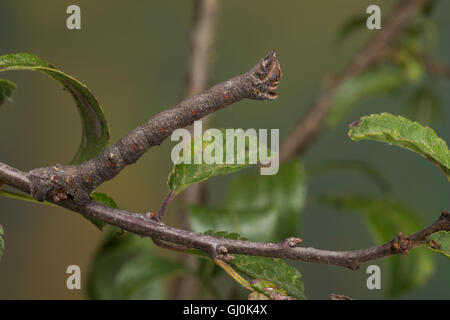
156,190,176,221
214,258,253,291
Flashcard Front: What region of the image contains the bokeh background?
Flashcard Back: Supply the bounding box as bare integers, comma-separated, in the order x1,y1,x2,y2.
0,0,448,299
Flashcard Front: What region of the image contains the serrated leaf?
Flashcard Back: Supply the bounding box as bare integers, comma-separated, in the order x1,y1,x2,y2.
0,225,4,262
0,53,110,164
87,228,185,299
426,231,450,258
319,194,435,297
348,113,450,181
168,128,273,195
225,160,306,240
201,230,306,299
327,65,408,127
189,205,278,242
0,79,16,106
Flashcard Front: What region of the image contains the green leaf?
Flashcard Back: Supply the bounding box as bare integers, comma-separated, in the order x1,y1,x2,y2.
0,225,4,262
319,194,435,297
0,79,16,106
168,128,272,195
426,231,450,258
200,230,306,300
87,228,186,299
232,255,306,300
225,160,306,240
189,206,278,242
0,53,110,164
90,192,118,209
327,65,409,127
348,113,450,181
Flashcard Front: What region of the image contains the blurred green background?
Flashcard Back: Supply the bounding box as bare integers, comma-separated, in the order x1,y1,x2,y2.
0,0,448,299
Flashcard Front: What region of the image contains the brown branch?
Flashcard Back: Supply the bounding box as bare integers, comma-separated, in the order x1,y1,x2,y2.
156,190,176,221
27,50,282,203
184,0,219,98
279,0,427,163
1,161,448,270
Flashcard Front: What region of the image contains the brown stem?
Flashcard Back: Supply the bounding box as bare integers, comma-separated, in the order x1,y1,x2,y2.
279,0,427,163
184,0,219,98
1,161,448,270
156,191,176,221
27,50,282,202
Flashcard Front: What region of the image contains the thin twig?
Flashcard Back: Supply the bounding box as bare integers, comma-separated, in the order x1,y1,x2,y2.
184,0,219,98
156,191,176,221
1,161,448,270
279,0,427,162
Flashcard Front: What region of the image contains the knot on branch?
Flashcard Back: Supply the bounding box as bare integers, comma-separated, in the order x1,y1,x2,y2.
217,245,234,262
390,232,412,256
28,164,91,202
346,262,361,271
282,237,303,248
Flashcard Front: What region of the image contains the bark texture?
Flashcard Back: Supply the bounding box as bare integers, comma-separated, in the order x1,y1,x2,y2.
28,51,282,202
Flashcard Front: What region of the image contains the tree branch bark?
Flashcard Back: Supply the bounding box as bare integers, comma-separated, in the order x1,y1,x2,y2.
279,0,427,163
27,50,282,202
1,161,448,270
